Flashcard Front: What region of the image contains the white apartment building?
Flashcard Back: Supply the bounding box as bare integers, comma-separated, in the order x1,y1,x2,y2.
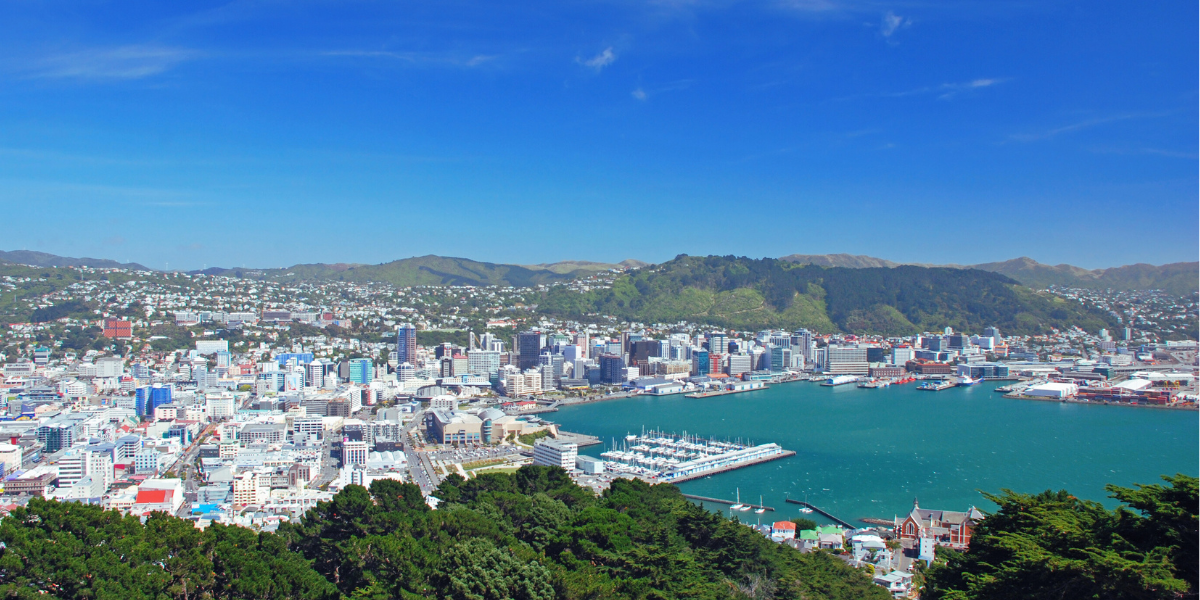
56,449,113,492
0,443,22,475
206,393,235,419
233,470,270,506
343,441,369,467
532,439,577,470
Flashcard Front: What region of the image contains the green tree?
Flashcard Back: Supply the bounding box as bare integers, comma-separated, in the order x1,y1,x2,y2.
924,474,1197,600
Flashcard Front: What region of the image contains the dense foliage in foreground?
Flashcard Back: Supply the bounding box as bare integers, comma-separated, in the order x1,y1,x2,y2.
925,474,1198,600
0,470,1191,599
0,468,887,600
281,469,888,599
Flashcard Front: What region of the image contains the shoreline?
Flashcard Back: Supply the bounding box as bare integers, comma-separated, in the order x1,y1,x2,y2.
1001,393,1198,411
548,383,1199,413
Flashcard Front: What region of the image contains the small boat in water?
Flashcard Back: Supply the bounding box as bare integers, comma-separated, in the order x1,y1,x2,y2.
729,488,745,511
799,492,814,514
755,495,766,514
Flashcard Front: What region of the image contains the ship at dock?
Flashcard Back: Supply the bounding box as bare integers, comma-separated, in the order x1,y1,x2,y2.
820,375,860,387
599,429,793,483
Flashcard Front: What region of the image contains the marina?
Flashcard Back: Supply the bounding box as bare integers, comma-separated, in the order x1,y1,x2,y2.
599,430,794,483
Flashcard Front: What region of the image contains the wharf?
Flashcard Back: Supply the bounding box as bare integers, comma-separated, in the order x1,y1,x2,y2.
860,518,894,527
1002,394,1198,410
556,431,602,448
785,498,856,529
681,494,775,512
685,386,768,399
917,381,955,391
668,450,795,483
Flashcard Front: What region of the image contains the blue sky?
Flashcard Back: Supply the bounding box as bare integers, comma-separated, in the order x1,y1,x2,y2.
1,0,1195,270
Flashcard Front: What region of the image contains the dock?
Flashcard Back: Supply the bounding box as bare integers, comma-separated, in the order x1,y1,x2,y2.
556,431,602,448
685,386,769,399
917,380,956,391
785,498,856,529
681,494,775,512
667,450,795,483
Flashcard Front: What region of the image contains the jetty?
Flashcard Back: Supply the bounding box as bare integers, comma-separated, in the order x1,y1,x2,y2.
685,381,769,399
785,498,856,529
555,431,602,448
681,494,775,512
917,380,955,391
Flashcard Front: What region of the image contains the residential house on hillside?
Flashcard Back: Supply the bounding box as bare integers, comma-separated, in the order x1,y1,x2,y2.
895,499,983,550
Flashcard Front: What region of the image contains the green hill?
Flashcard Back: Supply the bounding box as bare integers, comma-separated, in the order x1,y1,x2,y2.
780,254,1199,297
202,255,588,287
541,255,1118,335
0,249,152,271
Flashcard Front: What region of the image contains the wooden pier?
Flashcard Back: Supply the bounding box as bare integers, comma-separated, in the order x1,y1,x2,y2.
784,498,857,529
682,494,775,512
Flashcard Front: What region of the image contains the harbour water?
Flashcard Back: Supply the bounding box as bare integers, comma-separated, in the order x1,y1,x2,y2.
552,381,1199,525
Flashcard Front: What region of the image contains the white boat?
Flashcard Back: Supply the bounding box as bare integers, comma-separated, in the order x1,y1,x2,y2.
729,488,746,511
754,495,765,514
799,492,814,514
955,375,978,387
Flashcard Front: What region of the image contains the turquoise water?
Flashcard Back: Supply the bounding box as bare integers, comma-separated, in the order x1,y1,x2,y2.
552,381,1199,525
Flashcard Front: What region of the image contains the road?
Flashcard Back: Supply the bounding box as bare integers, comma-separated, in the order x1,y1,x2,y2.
404,410,438,495
171,422,215,517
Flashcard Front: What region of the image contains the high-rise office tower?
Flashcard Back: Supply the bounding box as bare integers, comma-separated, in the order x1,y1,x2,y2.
518,330,545,370
396,324,417,365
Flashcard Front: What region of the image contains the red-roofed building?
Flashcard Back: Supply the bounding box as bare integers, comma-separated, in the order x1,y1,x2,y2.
136,489,169,503
128,478,183,515
771,521,797,540
103,318,133,339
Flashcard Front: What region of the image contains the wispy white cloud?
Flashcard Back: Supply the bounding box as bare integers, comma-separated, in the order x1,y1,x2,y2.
320,50,498,68
29,45,195,80
629,79,694,101
578,47,617,71
1087,145,1198,159
881,78,1005,100
777,0,844,14
936,78,1000,99
880,11,910,37
1009,112,1168,142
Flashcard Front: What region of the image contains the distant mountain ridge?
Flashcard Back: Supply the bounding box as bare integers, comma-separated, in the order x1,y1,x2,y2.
195,255,620,287
4,249,1192,295
0,250,152,271
781,254,1198,296
518,259,650,275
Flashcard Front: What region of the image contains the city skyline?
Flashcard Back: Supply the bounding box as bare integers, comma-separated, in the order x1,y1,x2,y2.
2,1,1196,271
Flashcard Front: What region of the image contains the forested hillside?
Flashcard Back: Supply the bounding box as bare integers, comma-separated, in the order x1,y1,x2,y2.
541,255,1118,335
0,468,888,600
